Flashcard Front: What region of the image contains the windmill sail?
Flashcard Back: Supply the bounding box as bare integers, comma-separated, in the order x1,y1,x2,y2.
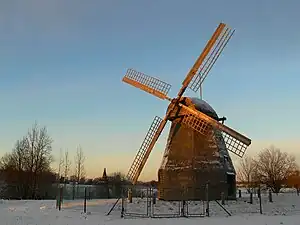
177,23,227,98
181,109,215,138
189,24,235,93
127,116,168,184
217,131,249,157
180,105,251,157
122,69,171,100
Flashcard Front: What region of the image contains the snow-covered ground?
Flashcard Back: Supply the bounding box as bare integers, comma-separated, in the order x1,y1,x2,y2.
1,193,300,225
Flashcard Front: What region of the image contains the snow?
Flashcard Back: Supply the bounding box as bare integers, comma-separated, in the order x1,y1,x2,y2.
1,192,300,224
227,172,235,175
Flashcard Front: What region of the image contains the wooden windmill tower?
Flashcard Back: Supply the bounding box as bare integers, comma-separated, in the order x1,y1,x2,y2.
122,23,251,201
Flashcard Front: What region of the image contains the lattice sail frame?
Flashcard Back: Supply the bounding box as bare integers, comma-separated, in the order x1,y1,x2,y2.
219,132,248,157
181,110,215,138
127,116,164,182
123,69,172,100
189,24,235,93
180,106,250,158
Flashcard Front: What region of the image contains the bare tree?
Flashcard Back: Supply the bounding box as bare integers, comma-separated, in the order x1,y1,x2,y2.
0,153,15,169
254,145,298,193
57,148,64,181
64,150,71,181
25,123,53,198
0,122,54,199
237,156,257,193
10,138,28,196
0,136,31,198
74,145,85,183
24,123,53,198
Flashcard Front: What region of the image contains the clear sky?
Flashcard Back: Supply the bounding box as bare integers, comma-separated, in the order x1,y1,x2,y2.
0,0,299,181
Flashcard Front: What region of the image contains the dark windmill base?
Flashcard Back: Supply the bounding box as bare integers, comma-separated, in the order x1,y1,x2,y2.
157,97,237,201
158,169,236,201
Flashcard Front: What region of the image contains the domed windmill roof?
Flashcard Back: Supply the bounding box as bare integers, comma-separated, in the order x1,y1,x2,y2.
189,97,219,120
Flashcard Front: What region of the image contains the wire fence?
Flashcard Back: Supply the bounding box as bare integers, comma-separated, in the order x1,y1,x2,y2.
56,183,121,201
56,185,300,218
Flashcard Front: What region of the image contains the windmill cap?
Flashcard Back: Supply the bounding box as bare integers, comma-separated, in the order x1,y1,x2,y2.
189,97,219,121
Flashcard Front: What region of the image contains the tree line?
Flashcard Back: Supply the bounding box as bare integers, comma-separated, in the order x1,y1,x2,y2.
5,123,296,199
0,122,124,199
237,145,300,193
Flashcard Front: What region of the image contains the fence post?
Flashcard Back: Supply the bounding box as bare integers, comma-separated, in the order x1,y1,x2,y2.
84,187,87,213
89,187,91,200
221,192,225,205
205,183,210,217
56,187,59,209
58,187,63,211
268,189,273,202
239,189,242,198
181,200,186,217
146,188,149,217
128,188,132,203
258,188,262,214
121,195,124,218
72,183,75,200
152,188,156,205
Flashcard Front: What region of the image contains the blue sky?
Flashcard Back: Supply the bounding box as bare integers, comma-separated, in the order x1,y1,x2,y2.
0,0,299,180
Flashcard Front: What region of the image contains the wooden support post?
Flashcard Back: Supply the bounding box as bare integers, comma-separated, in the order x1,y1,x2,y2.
181,200,186,217
84,187,87,213
152,189,156,205
206,183,210,217
221,192,225,205
257,187,261,199
121,196,124,218
72,183,75,200
56,188,59,209
58,187,63,211
257,187,262,214
268,189,273,203
128,188,132,203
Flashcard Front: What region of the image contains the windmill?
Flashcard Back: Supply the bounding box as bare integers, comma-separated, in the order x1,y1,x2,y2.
122,23,251,201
